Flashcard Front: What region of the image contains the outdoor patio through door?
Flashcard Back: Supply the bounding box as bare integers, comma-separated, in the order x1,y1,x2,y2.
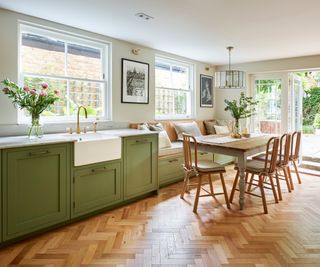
251,76,283,134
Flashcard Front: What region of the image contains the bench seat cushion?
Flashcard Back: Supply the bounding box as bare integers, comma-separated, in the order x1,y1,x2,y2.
159,142,183,157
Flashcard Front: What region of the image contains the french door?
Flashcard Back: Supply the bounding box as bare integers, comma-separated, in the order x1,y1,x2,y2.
289,74,303,132
251,73,303,136
251,74,288,134
289,74,303,162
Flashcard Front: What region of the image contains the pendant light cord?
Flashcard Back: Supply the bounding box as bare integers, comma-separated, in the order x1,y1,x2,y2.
229,48,231,71
227,46,233,71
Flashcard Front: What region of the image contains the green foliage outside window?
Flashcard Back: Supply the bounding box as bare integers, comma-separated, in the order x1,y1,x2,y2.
303,87,320,126
313,114,320,129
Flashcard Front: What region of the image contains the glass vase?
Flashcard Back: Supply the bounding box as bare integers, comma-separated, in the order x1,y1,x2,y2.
234,119,240,134
28,113,43,139
232,118,241,138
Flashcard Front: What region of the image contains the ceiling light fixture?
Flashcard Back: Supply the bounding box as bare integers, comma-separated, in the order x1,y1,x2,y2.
215,46,246,89
135,12,154,21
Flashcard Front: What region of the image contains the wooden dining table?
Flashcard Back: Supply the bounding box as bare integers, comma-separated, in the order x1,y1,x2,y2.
196,134,271,210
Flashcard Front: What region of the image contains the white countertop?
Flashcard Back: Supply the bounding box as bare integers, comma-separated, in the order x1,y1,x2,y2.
0,129,157,149
98,128,158,137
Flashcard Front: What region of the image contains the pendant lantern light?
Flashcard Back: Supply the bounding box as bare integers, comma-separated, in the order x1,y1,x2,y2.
215,46,246,89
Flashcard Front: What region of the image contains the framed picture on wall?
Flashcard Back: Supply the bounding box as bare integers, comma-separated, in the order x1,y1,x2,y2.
200,74,213,107
121,58,149,104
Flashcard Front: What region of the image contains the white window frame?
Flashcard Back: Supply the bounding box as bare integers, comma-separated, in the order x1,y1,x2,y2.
18,23,111,124
155,56,195,120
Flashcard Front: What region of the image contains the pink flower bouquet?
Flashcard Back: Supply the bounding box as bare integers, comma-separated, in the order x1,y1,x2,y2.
1,79,60,138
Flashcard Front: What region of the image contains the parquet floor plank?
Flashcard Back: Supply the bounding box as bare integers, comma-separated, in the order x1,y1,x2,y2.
1,166,320,266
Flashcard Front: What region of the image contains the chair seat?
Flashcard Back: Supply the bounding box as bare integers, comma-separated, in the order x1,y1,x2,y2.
235,159,267,174
252,153,285,164
193,160,225,173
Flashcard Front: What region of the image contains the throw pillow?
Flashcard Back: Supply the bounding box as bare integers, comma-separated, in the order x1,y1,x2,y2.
149,122,165,132
217,119,233,132
148,122,172,149
158,130,172,149
214,125,230,134
138,122,150,131
204,120,218,135
174,121,202,140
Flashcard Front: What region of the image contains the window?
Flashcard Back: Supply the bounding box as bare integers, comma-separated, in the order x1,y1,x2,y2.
155,57,194,119
19,24,109,122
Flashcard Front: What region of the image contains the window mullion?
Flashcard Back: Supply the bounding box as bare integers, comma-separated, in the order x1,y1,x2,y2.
65,41,70,117
21,72,105,83
156,86,189,92
64,41,68,77
67,79,70,116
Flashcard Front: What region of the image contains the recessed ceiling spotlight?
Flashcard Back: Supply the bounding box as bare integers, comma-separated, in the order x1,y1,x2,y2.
135,12,154,21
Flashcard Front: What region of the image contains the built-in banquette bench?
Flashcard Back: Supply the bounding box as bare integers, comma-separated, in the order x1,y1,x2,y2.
130,120,234,187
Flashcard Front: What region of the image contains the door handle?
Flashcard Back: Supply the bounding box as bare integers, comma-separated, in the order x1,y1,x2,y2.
91,166,108,173
136,139,148,143
29,150,50,157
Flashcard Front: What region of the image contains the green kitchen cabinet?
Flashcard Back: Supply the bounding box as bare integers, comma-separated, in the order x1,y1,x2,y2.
72,160,122,218
2,143,70,241
159,154,184,187
198,151,214,161
0,151,2,243
214,154,235,165
123,135,158,200
159,151,213,187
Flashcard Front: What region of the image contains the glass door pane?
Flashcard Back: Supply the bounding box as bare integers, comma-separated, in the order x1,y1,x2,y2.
252,79,282,134
290,75,303,132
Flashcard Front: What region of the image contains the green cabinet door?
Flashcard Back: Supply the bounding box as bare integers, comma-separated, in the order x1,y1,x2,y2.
72,160,122,218
2,144,70,241
0,151,2,243
123,135,158,200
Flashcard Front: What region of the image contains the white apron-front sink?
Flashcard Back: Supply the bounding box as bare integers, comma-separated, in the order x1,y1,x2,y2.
72,133,121,166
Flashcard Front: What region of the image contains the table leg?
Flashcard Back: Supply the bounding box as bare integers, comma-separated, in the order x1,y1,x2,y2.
237,154,246,210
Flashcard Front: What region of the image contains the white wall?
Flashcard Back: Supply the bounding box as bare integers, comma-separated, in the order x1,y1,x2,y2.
0,8,215,132
213,88,245,120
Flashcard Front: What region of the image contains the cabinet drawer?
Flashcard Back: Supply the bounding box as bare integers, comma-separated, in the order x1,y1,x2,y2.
198,151,214,161
159,155,184,186
214,154,235,165
72,161,122,218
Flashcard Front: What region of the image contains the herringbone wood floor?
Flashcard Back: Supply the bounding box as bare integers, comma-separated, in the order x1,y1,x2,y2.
1,166,320,267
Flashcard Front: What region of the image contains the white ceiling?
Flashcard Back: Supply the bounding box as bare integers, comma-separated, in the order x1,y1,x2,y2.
1,0,320,65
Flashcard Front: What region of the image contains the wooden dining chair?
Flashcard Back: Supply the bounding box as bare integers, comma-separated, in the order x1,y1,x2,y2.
253,133,293,199
274,133,292,199
180,133,230,213
290,131,302,186
230,136,279,214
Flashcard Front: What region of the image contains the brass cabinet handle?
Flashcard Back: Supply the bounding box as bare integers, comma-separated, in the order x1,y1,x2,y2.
29,150,50,156
91,166,108,173
200,152,208,155
136,139,148,143
168,159,179,163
